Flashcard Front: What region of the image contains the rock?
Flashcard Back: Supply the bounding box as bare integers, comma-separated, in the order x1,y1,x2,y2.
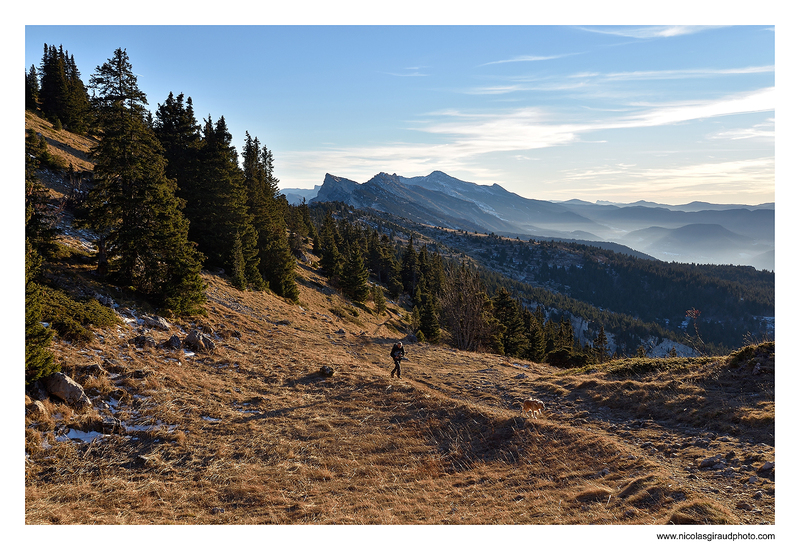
319,365,334,377
753,491,764,500
699,455,723,469
736,501,754,511
130,335,157,349
184,329,207,351
42,372,92,410
201,334,216,351
83,363,110,378
757,461,774,473
26,398,48,419
142,315,171,331
161,335,183,349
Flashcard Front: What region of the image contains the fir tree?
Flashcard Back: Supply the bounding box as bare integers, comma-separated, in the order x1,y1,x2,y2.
82,48,205,314
401,236,419,295
419,289,441,343
25,239,58,384
341,244,371,303
241,132,297,300
154,92,201,185
372,283,387,315
593,325,610,363
319,212,344,282
25,64,39,112
25,130,59,255
493,287,526,357
190,116,264,290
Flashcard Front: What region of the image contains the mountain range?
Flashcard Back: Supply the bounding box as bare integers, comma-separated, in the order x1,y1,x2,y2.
286,171,774,271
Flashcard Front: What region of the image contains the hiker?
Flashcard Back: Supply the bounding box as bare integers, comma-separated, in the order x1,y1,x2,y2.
390,341,405,378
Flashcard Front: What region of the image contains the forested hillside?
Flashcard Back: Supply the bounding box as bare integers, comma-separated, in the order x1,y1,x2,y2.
25,43,774,388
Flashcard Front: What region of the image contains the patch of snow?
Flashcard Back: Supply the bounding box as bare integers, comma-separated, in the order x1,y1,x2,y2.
202,416,221,422
57,429,106,444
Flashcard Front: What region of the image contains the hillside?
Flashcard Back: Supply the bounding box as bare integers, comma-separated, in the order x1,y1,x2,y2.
26,240,776,525
25,115,776,526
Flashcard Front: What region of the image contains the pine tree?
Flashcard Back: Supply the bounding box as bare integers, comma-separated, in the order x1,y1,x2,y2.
401,236,419,295
319,212,344,282
593,325,609,363
82,48,205,314
25,136,57,383
241,132,297,300
26,239,58,384
524,312,547,362
25,130,59,255
229,231,247,290
493,287,526,357
25,64,39,111
372,283,387,315
188,116,264,290
154,91,201,185
63,53,91,134
419,289,441,344
38,45,90,133
341,244,371,303
39,44,68,124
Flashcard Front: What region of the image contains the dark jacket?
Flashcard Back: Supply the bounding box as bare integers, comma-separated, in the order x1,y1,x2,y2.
390,343,405,360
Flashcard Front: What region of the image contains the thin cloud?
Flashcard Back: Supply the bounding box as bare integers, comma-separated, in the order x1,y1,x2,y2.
278,89,774,189
386,71,428,77
578,26,724,39
480,53,575,66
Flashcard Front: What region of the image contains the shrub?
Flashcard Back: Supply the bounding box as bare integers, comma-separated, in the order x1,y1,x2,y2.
40,286,118,343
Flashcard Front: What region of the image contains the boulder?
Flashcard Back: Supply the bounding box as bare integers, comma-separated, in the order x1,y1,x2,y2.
160,335,183,349
25,396,48,419
184,330,215,352
42,372,92,410
130,335,157,349
142,315,171,331
319,365,335,377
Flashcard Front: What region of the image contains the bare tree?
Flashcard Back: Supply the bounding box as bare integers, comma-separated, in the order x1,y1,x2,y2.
439,262,498,352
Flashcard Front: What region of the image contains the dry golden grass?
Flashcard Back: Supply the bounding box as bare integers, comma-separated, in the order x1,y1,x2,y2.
25,246,776,525
24,121,775,525
26,110,96,174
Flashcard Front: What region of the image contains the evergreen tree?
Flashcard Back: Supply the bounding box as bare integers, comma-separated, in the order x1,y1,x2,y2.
524,310,547,362
154,92,201,185
493,287,526,357
26,239,58,384
241,132,297,300
229,231,247,290
319,212,344,282
593,325,610,363
401,236,419,295
63,53,91,134
419,289,441,344
341,244,370,303
191,116,264,289
25,130,59,255
372,283,387,315
25,64,39,111
39,44,68,124
387,259,404,300
25,136,58,383
82,48,205,314
38,45,90,133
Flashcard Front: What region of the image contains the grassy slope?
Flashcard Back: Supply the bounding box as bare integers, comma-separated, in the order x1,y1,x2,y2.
24,115,775,526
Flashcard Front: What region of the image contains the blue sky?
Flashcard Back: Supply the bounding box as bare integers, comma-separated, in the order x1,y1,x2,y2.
23,18,776,206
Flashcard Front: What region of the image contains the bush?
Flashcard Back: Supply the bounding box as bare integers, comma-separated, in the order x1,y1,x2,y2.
40,286,118,343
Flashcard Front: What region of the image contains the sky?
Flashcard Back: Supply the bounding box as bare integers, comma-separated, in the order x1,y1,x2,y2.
22,19,777,206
